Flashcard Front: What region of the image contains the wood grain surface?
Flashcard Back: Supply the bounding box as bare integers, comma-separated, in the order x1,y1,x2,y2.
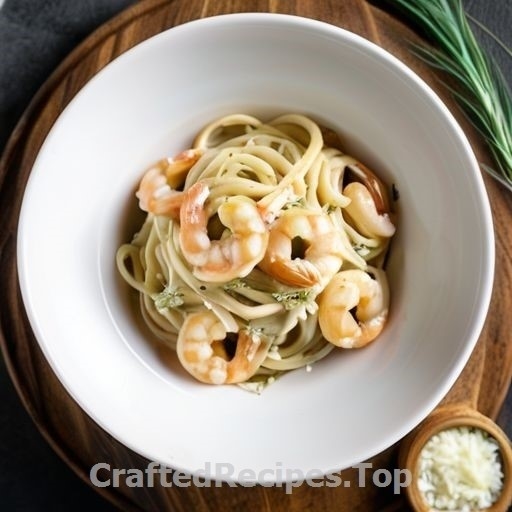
0,0,511,511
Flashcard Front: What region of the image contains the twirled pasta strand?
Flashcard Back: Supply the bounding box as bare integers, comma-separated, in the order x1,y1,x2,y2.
116,113,395,391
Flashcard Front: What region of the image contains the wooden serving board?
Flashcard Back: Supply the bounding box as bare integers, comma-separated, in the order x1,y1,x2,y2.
1,1,511,510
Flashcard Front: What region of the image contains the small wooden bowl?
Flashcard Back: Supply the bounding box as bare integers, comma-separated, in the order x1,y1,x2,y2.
399,404,512,512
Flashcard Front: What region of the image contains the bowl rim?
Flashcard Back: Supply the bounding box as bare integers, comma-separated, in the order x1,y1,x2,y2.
16,12,495,482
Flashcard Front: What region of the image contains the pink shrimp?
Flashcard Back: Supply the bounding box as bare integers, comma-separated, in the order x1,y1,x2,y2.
179,182,269,282
136,149,202,218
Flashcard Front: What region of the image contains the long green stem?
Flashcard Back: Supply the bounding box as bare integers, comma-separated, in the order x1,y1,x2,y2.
382,0,512,189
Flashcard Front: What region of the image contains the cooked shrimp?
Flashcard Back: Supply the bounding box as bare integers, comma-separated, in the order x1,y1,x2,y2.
318,268,389,348
179,181,269,282
345,162,391,215
136,149,202,218
342,162,395,238
258,208,344,288
177,311,270,384
343,182,396,238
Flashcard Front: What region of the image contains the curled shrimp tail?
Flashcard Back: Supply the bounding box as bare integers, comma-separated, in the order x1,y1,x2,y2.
262,255,321,288
136,149,202,219
136,167,184,218
177,311,271,384
227,330,271,383
259,210,344,288
165,149,203,188
318,269,388,349
179,182,269,283
345,162,390,215
179,181,210,263
343,182,396,238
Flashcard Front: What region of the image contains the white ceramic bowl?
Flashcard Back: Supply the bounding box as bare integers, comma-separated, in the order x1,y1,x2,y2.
17,13,494,482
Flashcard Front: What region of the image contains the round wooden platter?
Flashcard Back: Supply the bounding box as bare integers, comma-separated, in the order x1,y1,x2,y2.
1,0,511,511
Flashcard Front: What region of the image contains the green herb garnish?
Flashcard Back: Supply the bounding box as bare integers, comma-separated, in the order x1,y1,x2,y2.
272,289,313,309
154,286,184,309
383,0,512,189
223,278,248,291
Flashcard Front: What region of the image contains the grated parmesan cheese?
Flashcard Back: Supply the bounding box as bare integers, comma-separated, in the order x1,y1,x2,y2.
418,426,504,511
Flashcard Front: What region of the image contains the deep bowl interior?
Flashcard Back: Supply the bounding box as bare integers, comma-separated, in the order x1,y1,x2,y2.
17,13,494,480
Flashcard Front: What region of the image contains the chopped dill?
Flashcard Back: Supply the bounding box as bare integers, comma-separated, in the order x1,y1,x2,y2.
154,285,184,309
223,278,248,291
272,289,313,310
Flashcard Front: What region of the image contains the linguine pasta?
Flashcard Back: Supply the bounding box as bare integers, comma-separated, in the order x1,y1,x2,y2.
116,114,396,392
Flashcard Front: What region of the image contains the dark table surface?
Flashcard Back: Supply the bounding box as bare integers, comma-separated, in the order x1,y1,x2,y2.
1,1,510,510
